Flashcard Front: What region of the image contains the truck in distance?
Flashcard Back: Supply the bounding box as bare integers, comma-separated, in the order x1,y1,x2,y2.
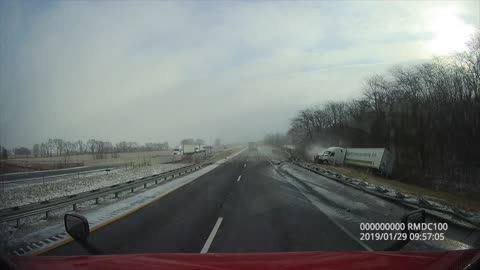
248,142,257,150
182,144,196,154
182,144,205,154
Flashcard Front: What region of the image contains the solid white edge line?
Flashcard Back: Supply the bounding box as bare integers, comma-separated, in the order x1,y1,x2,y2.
200,217,223,253
237,175,242,182
244,164,246,168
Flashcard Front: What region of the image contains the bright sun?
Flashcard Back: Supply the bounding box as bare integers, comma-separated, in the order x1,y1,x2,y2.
427,7,475,55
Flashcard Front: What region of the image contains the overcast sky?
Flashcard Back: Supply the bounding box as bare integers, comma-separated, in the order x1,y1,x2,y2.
0,0,478,148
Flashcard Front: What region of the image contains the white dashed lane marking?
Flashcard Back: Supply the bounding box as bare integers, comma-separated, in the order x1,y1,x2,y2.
200,217,223,253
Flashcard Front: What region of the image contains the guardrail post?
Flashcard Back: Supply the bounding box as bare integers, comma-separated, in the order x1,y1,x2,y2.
115,192,119,198
16,218,20,228
45,211,50,219
73,203,77,211
131,188,134,193
144,183,147,189
95,198,99,204
155,179,158,184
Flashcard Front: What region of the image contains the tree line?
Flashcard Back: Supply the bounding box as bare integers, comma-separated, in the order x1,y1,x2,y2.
180,138,205,146
1,139,169,160
1,137,216,160
287,32,480,192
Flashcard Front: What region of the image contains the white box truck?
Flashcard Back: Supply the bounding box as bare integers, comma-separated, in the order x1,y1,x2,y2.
314,147,394,176
182,144,197,154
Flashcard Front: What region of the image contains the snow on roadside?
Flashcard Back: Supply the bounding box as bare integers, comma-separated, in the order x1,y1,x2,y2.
2,165,220,254
295,161,480,226
3,167,124,188
0,163,189,210
0,148,245,255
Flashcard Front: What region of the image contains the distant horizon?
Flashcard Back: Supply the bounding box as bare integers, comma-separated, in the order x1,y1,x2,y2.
0,138,252,151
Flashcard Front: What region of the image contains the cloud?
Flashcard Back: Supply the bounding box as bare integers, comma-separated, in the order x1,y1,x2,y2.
1,1,478,147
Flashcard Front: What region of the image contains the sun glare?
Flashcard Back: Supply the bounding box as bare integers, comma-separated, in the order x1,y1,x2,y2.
426,7,475,55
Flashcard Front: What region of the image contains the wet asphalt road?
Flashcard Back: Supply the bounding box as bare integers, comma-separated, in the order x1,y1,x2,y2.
45,148,366,255
44,146,478,255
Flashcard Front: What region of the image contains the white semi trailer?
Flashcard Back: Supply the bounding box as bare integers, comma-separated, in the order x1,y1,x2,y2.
314,147,394,176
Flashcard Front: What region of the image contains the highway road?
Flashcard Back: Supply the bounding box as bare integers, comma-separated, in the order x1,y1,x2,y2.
44,146,478,255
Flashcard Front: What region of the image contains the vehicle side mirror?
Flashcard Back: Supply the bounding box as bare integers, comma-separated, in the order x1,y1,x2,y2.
65,214,90,242
402,209,426,233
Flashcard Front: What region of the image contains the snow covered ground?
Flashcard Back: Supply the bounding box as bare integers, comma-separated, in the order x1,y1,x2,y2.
0,163,189,210
2,167,123,187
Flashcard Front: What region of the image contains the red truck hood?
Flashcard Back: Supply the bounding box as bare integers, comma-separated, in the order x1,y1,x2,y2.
7,250,480,270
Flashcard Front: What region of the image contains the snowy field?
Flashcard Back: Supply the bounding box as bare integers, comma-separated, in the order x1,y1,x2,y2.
0,163,190,210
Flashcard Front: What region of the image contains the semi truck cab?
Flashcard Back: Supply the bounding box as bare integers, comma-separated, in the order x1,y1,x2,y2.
314,147,346,165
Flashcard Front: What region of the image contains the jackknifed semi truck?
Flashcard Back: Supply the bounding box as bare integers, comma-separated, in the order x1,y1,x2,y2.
313,147,394,177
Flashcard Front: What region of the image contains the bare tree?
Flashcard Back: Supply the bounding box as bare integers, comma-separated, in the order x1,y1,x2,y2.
53,138,64,157
86,139,96,158
47,139,54,157
40,143,47,157
33,144,40,157
1,148,8,159
287,31,480,192
77,140,85,154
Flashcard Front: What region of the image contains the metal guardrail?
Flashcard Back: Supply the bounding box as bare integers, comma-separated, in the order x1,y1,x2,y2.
0,163,206,227
294,161,480,229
